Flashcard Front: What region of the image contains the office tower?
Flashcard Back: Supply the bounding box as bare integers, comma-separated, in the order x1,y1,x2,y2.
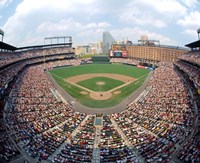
102,31,115,54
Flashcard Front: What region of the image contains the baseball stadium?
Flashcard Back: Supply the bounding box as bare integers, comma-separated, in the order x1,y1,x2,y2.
0,28,200,163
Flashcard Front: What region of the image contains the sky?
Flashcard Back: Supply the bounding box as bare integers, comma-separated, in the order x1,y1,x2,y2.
0,0,200,47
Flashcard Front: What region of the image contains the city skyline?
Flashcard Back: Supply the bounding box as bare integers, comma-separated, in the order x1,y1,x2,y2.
0,0,200,47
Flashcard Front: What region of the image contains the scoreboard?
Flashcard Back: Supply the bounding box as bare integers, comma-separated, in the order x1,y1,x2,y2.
109,44,127,58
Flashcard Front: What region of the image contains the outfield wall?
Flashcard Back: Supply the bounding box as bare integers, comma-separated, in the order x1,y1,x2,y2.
91,56,110,63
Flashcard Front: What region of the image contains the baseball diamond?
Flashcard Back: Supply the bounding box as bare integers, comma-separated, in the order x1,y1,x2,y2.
49,63,150,108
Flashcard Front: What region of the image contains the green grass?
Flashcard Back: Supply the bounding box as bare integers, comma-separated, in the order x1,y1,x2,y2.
49,64,150,108
77,77,124,92
50,64,148,78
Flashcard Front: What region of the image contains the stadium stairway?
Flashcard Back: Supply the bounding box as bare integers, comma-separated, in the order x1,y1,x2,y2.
92,120,101,162
110,117,145,162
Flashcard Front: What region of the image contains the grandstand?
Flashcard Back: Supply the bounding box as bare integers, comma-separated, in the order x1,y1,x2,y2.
0,30,200,163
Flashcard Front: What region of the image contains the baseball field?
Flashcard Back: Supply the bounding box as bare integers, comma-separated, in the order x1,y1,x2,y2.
49,63,150,108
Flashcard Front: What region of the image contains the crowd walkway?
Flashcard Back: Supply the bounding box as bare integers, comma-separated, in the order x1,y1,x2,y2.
92,127,101,163
110,117,145,163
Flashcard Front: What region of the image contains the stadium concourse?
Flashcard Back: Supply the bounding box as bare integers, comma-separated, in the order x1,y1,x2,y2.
0,42,200,163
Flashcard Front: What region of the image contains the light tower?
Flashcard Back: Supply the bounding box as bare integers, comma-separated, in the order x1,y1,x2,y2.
44,36,72,45
197,28,200,40
0,28,4,41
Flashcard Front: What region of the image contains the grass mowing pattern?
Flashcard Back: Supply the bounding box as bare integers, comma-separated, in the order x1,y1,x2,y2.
49,64,150,108
77,77,124,92
50,64,148,78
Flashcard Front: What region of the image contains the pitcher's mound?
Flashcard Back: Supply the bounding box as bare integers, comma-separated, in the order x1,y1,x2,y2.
96,81,105,85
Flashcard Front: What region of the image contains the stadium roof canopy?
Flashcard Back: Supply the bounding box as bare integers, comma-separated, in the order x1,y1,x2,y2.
0,42,72,52
0,41,17,51
185,40,200,48
16,43,72,51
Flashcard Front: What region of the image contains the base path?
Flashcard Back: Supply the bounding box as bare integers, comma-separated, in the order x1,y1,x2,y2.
46,71,153,115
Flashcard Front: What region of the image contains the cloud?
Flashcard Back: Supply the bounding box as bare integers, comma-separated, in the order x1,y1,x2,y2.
120,0,186,28
110,27,177,45
181,0,200,8
3,0,100,46
2,0,199,47
0,0,13,8
36,19,81,34
85,22,110,29
36,19,110,36
15,0,97,17
36,19,110,45
183,29,198,37
177,11,200,37
150,0,186,14
177,11,200,28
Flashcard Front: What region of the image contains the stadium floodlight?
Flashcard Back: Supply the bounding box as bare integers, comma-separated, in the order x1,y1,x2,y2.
0,28,4,36
0,28,4,41
197,28,200,33
197,28,200,40
44,36,72,45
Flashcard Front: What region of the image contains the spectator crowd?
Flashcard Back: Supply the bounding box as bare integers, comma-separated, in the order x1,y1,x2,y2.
0,46,73,67
0,48,199,162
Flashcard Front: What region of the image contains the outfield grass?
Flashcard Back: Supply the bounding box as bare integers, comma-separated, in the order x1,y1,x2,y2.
49,64,150,108
77,77,124,92
50,64,148,78
77,54,107,59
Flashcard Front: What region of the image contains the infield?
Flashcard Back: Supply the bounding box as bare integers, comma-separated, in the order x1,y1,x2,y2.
66,73,135,92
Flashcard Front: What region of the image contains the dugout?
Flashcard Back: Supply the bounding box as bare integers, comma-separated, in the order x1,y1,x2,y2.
91,56,110,63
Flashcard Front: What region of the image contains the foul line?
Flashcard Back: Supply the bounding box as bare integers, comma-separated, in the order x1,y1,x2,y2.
49,72,71,88
133,74,148,84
